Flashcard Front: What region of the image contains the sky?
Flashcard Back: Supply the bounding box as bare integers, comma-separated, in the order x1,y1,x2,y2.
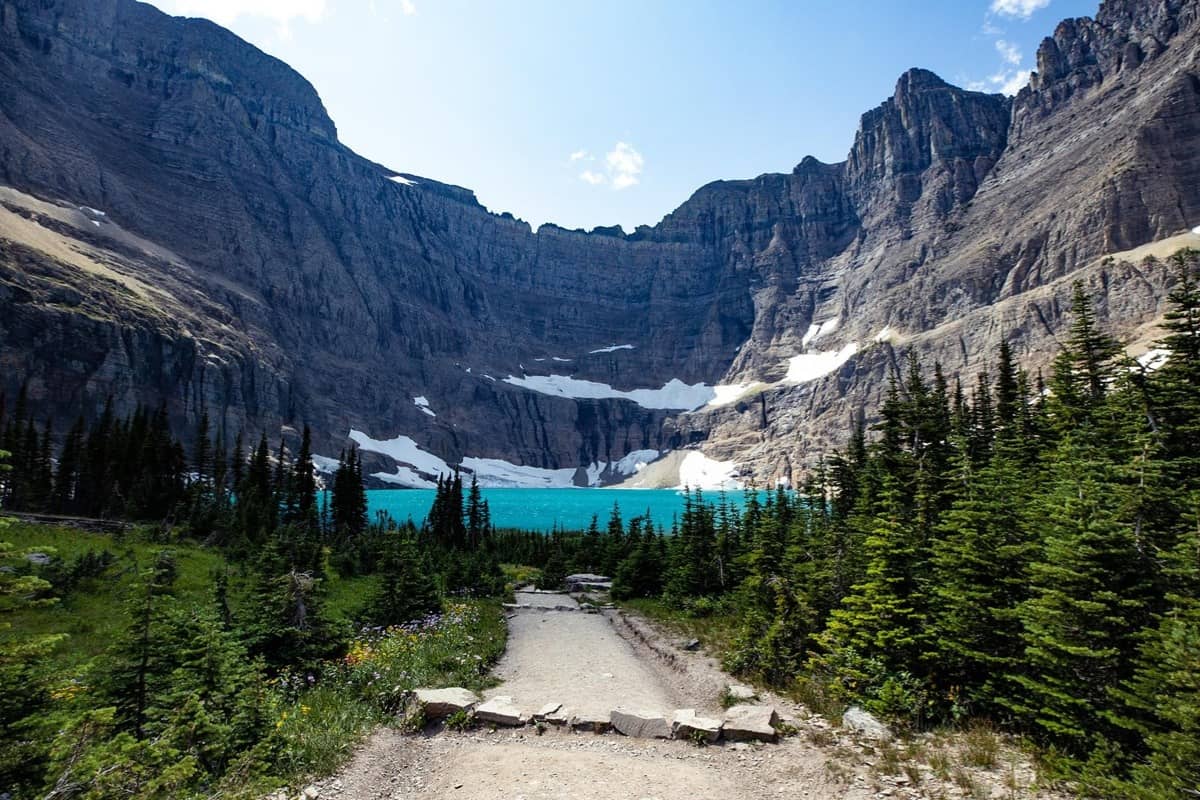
146,0,1098,232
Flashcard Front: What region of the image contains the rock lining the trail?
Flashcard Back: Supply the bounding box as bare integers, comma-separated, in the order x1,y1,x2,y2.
672,709,723,743
722,704,779,742
413,688,787,743
610,708,672,739
414,688,479,718
474,695,525,726
570,710,613,733
842,705,893,741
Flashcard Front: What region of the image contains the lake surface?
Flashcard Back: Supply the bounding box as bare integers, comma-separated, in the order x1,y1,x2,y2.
358,488,761,532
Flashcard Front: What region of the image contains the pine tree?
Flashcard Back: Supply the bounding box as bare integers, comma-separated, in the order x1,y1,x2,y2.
51,416,84,513
929,445,1034,718
1108,496,1200,798
369,530,440,626
1005,439,1149,755
814,476,929,715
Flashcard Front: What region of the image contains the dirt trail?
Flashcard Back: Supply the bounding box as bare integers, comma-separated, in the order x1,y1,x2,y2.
484,594,687,716
315,599,1055,800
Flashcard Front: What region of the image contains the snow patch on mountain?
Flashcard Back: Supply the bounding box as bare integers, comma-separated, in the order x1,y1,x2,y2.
389,174,417,186
614,449,661,476
801,317,840,347
460,457,578,488
1137,348,1171,371
589,344,635,354
678,450,741,490
785,342,859,384
311,454,341,474
706,382,766,408
350,428,662,488
502,374,715,410
413,396,435,417
350,429,450,477
373,466,436,489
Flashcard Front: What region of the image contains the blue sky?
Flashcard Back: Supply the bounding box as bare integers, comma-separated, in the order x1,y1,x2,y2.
147,0,1097,232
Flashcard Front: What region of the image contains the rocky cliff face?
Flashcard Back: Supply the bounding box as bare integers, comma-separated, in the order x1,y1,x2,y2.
1,0,1198,487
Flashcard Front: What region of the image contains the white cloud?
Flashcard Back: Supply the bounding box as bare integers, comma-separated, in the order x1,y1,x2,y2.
606,141,644,190
575,141,645,190
400,0,416,16
995,39,1022,66
990,0,1050,20
999,69,1033,95
157,0,326,30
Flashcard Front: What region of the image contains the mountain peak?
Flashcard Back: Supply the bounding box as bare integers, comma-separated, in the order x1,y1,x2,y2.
895,67,950,94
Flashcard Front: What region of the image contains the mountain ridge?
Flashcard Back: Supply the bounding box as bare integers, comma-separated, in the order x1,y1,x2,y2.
1,0,1197,486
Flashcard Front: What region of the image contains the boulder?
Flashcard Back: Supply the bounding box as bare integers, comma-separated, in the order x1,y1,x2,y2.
671,709,723,743
474,695,525,726
723,705,779,742
533,702,562,722
570,711,612,733
610,708,672,739
682,638,701,651
414,687,479,719
842,706,892,741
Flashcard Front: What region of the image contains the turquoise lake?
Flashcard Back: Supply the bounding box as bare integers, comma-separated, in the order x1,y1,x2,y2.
357,488,762,532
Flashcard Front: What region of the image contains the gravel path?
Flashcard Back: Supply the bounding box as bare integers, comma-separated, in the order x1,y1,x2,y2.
316,727,862,800
312,603,1059,800
483,601,678,716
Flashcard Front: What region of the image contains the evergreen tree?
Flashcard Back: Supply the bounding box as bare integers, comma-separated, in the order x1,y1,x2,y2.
1005,439,1149,756
369,529,440,626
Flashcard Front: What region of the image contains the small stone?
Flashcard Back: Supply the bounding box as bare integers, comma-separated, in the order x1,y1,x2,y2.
671,708,722,743
682,638,701,651
413,687,479,719
475,695,525,726
610,708,671,739
723,705,779,742
302,786,320,800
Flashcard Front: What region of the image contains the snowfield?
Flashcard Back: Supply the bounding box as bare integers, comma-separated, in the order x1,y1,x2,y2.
801,317,840,347
1137,348,1171,371
459,457,578,488
785,342,859,384
678,450,741,491
347,428,666,489
706,382,766,408
413,396,436,417
589,344,635,354
614,449,660,476
502,374,716,411
350,430,451,477
310,454,341,474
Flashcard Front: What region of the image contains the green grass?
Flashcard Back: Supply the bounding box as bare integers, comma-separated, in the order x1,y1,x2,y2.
3,522,227,668
5,521,511,797
500,563,541,588
620,597,742,662
324,573,377,624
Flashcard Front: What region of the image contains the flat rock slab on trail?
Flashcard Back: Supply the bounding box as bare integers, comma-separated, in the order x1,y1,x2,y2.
483,604,678,717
